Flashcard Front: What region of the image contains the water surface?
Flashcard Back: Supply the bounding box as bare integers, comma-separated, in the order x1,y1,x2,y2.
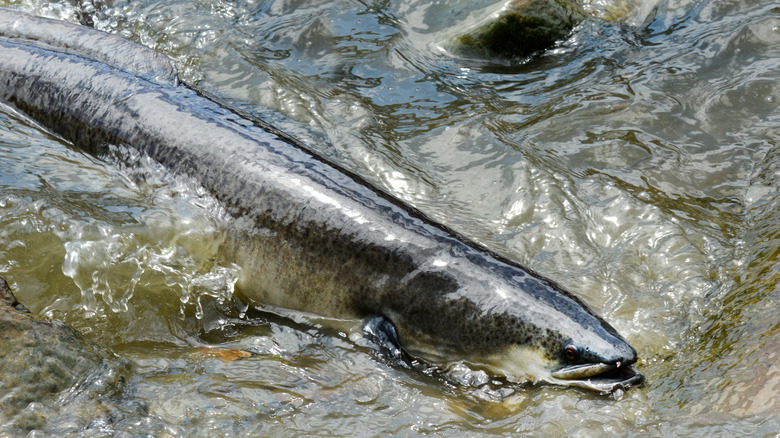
1,0,779,435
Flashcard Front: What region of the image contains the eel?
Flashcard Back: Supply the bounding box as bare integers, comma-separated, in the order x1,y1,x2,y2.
0,8,642,393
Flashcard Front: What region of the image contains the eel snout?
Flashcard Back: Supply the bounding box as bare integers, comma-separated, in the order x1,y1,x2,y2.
551,361,644,394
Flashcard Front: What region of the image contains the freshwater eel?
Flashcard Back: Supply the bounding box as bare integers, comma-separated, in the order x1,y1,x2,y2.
0,9,643,393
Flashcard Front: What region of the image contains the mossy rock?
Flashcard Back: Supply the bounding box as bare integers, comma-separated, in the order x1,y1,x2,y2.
0,276,104,432
454,0,587,59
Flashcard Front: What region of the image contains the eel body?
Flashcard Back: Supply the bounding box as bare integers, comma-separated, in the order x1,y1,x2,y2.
0,9,642,392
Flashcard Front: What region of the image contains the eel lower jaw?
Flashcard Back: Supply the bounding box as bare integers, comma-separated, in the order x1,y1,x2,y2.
550,362,644,394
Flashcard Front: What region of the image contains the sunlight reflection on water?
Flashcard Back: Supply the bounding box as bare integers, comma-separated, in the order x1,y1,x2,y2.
1,0,780,434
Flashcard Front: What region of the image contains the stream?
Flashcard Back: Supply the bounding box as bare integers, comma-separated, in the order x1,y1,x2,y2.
1,0,779,435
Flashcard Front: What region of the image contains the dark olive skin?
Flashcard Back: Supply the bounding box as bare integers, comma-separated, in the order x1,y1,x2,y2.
0,9,641,391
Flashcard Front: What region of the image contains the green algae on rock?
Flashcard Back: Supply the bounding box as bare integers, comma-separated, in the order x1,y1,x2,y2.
0,276,104,432
453,0,587,59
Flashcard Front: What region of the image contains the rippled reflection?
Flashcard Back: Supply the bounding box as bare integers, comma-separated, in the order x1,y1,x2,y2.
1,0,780,435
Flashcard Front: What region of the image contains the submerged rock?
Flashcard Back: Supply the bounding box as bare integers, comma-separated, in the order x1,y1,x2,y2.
452,0,587,59
0,276,103,432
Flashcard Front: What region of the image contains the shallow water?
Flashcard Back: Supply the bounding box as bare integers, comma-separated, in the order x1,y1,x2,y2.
1,0,779,435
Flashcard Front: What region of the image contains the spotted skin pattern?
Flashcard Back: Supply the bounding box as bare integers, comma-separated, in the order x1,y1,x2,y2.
0,10,640,391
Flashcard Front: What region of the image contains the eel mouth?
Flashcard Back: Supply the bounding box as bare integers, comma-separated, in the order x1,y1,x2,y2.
550,362,644,394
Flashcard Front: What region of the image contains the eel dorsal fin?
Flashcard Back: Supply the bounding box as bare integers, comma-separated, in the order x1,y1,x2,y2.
0,8,178,86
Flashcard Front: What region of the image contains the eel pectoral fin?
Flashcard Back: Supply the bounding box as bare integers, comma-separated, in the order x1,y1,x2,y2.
362,315,412,368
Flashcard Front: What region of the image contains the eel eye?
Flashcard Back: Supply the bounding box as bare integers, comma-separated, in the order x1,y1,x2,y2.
564,345,579,361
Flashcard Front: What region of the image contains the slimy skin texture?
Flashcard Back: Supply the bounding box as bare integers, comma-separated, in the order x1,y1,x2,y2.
0,10,641,391
0,8,177,85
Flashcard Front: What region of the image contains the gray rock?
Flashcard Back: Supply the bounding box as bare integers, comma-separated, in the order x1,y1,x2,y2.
0,276,102,432
453,0,587,59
